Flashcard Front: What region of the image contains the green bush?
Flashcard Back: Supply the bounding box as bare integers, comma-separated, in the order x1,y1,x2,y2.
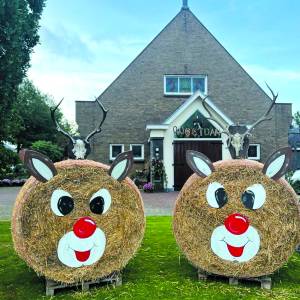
0,146,21,179
286,171,300,195
31,140,63,162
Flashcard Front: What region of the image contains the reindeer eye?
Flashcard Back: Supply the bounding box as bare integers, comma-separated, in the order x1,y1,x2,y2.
242,184,266,210
90,188,111,214
206,182,228,208
51,189,74,216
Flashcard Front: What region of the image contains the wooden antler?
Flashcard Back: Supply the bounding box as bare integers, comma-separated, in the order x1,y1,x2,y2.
245,83,278,135
84,99,108,143
51,98,75,143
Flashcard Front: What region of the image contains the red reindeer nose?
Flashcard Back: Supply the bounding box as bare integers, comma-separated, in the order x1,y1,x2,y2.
224,213,249,235
73,217,96,238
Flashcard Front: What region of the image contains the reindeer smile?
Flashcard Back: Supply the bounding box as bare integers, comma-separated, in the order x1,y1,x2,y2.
211,225,260,262
57,217,106,268
224,239,250,257
74,249,92,262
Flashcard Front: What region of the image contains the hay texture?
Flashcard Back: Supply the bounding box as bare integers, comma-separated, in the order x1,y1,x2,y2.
173,159,300,278
12,159,145,283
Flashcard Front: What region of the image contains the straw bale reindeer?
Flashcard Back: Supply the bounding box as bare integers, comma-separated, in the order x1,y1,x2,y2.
173,147,300,278
202,84,277,159
51,98,108,159
12,149,145,283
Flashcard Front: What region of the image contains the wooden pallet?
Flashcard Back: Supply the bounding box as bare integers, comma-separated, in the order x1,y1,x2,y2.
197,269,272,290
45,272,122,296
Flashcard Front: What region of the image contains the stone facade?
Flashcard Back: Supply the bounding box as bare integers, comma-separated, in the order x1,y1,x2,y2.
76,7,292,166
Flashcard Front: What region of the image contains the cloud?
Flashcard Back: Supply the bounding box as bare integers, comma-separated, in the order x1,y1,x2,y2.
80,33,146,56
28,68,116,121
244,64,300,113
29,22,300,125
40,27,94,62
28,27,147,122
245,65,300,81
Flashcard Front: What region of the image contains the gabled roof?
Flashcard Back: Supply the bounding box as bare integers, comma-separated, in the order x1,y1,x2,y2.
77,3,290,149
96,6,272,109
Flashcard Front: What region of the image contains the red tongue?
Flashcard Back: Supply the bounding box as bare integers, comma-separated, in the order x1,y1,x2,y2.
75,250,91,262
227,244,245,257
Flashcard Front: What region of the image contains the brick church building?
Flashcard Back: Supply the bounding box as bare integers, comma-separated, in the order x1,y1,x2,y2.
76,1,292,191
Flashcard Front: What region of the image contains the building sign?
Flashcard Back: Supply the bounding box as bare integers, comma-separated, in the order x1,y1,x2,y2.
173,110,221,138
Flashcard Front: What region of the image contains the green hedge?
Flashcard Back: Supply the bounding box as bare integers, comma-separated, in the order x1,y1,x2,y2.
31,140,64,162
0,146,25,179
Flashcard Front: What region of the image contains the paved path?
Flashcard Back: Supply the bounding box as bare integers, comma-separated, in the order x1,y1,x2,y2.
0,187,21,220
141,191,179,216
0,187,179,220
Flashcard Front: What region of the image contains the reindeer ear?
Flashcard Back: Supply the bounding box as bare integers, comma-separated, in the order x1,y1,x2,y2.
108,151,133,181
186,150,215,177
262,147,292,180
19,149,57,183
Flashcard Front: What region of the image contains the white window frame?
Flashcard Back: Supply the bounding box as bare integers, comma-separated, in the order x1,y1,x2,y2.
130,144,144,161
109,144,124,160
248,144,261,160
164,75,207,96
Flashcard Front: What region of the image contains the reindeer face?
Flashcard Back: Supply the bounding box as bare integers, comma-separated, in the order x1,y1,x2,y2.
173,148,300,278
12,150,145,283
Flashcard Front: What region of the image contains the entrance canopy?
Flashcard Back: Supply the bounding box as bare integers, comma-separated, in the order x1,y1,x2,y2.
146,91,233,190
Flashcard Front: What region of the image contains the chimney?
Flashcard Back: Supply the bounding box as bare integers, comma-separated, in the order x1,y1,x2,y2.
182,0,189,10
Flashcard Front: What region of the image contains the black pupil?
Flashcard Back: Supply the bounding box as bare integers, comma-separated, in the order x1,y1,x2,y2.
242,190,255,209
90,196,105,214
215,188,228,208
58,196,74,215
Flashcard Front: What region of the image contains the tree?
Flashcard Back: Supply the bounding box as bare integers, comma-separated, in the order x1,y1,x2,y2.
294,111,300,127
31,140,63,162
0,0,45,142
0,145,20,179
11,79,72,151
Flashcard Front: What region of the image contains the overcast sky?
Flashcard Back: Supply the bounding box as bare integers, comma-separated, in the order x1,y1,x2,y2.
28,0,300,123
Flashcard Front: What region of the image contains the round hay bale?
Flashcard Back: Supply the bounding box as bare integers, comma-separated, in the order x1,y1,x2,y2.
173,157,300,278
12,158,145,284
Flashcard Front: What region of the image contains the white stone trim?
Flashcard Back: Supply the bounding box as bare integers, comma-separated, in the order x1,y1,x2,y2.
109,144,124,161
146,124,168,130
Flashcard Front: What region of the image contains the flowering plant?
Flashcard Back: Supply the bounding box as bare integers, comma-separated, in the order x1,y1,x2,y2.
143,182,154,192
151,159,168,185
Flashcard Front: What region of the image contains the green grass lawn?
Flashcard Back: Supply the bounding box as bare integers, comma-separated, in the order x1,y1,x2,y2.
0,217,300,300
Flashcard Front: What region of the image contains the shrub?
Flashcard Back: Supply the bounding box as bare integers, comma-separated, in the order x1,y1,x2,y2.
0,145,20,179
131,169,149,189
286,171,300,195
31,140,63,162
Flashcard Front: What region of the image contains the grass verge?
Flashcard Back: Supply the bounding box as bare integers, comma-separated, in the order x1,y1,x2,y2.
0,217,300,299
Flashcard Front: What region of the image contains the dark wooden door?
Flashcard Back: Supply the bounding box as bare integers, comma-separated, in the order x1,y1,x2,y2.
173,141,222,190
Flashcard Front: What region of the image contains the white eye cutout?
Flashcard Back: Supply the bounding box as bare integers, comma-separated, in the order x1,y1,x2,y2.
51,189,74,217
206,182,228,208
89,188,111,215
242,184,266,210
